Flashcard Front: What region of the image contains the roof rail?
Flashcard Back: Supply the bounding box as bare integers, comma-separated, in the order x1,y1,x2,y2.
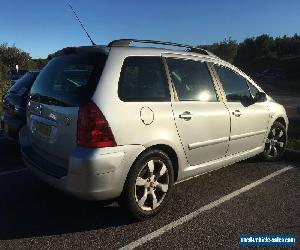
108,39,216,57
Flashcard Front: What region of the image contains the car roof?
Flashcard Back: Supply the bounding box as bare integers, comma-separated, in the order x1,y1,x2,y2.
57,39,259,89
60,39,219,60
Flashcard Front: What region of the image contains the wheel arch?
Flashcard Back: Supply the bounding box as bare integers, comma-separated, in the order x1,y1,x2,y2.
265,116,288,142
274,116,287,128
145,144,179,182
126,143,181,183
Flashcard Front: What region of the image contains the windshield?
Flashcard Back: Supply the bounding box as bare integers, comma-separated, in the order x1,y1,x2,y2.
30,52,107,107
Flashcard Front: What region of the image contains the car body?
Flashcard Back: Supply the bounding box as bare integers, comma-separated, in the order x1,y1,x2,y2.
2,71,39,139
6,69,28,85
19,40,288,219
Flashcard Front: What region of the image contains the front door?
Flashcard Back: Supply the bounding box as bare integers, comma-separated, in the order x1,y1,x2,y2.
214,64,270,155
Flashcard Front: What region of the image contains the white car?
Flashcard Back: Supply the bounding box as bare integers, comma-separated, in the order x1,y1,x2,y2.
20,39,288,219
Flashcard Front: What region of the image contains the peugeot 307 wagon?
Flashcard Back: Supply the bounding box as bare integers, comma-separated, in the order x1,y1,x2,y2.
20,39,288,219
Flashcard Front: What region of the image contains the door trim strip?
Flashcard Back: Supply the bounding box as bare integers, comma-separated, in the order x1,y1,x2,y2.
230,130,266,141
188,137,228,150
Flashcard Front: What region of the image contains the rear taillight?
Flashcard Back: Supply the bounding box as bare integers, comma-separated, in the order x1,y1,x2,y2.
77,101,116,148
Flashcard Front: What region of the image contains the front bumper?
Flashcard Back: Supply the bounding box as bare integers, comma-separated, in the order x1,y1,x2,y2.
20,127,145,200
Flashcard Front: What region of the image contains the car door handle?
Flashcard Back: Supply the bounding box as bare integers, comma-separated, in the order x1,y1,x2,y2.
232,110,242,117
179,111,192,121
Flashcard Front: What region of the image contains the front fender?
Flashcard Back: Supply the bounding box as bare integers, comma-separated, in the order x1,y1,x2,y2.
266,100,289,139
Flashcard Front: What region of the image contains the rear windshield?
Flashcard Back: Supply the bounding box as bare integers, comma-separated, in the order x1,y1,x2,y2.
30,52,107,107
9,72,39,94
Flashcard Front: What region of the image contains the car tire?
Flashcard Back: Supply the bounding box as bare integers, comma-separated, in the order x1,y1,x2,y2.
261,121,287,161
120,149,174,220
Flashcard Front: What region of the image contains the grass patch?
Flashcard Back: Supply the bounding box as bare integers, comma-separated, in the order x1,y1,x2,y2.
287,138,300,150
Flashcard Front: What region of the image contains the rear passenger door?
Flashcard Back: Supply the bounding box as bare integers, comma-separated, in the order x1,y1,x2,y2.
214,65,270,155
165,57,230,166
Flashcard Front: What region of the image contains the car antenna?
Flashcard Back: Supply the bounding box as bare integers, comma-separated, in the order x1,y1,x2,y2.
67,2,96,45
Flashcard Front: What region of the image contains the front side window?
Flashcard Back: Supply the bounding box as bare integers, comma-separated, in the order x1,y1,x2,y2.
214,65,252,102
166,58,218,102
118,57,170,102
248,81,260,98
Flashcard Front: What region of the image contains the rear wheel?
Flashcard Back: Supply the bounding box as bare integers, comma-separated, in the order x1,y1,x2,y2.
120,149,174,220
261,121,287,161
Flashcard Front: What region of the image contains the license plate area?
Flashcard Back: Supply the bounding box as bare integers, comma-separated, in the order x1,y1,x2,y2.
36,122,51,137
30,115,58,143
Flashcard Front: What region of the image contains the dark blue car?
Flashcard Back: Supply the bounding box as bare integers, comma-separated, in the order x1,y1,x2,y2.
2,71,39,139
6,69,28,85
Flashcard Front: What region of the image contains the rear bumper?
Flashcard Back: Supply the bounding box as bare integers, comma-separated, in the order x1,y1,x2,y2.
20,127,145,200
2,114,24,140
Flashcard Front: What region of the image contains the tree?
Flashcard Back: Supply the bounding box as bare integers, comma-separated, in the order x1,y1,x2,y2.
0,43,42,100
197,38,238,63
234,34,275,72
32,58,48,69
0,43,33,69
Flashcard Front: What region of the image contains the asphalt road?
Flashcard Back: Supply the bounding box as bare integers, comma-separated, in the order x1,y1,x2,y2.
0,136,299,249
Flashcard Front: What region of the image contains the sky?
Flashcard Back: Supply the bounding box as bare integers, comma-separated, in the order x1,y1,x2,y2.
1,0,300,59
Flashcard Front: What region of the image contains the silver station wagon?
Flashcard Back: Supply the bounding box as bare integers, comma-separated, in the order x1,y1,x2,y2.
20,39,288,219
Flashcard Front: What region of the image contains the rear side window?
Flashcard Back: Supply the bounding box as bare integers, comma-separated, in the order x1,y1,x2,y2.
30,53,107,107
215,65,252,102
118,57,170,102
166,58,218,102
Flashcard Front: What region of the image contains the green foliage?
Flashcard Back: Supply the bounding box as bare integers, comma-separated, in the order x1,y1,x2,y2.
199,34,300,72
0,43,33,69
0,46,12,102
32,58,49,69
201,37,238,63
199,34,300,91
0,43,49,111
233,34,300,73
0,77,9,115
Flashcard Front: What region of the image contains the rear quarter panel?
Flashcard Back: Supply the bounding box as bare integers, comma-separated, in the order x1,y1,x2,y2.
92,47,189,181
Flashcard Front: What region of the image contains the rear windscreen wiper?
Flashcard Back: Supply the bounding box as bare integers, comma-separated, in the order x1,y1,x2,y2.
29,93,67,106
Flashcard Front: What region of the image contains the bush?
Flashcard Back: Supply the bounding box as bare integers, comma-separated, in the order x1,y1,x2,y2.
0,43,49,114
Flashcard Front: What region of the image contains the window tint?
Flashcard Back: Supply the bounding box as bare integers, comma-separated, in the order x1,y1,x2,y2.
118,57,169,102
215,65,251,102
30,53,107,107
166,58,217,102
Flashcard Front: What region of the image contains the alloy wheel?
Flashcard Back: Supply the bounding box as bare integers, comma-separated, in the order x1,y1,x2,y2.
264,126,286,158
134,159,169,211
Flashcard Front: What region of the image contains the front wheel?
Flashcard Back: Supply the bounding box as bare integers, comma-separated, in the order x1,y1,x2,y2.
261,121,287,161
120,149,174,220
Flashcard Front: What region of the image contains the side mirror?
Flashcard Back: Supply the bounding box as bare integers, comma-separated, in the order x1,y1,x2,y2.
254,92,267,103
